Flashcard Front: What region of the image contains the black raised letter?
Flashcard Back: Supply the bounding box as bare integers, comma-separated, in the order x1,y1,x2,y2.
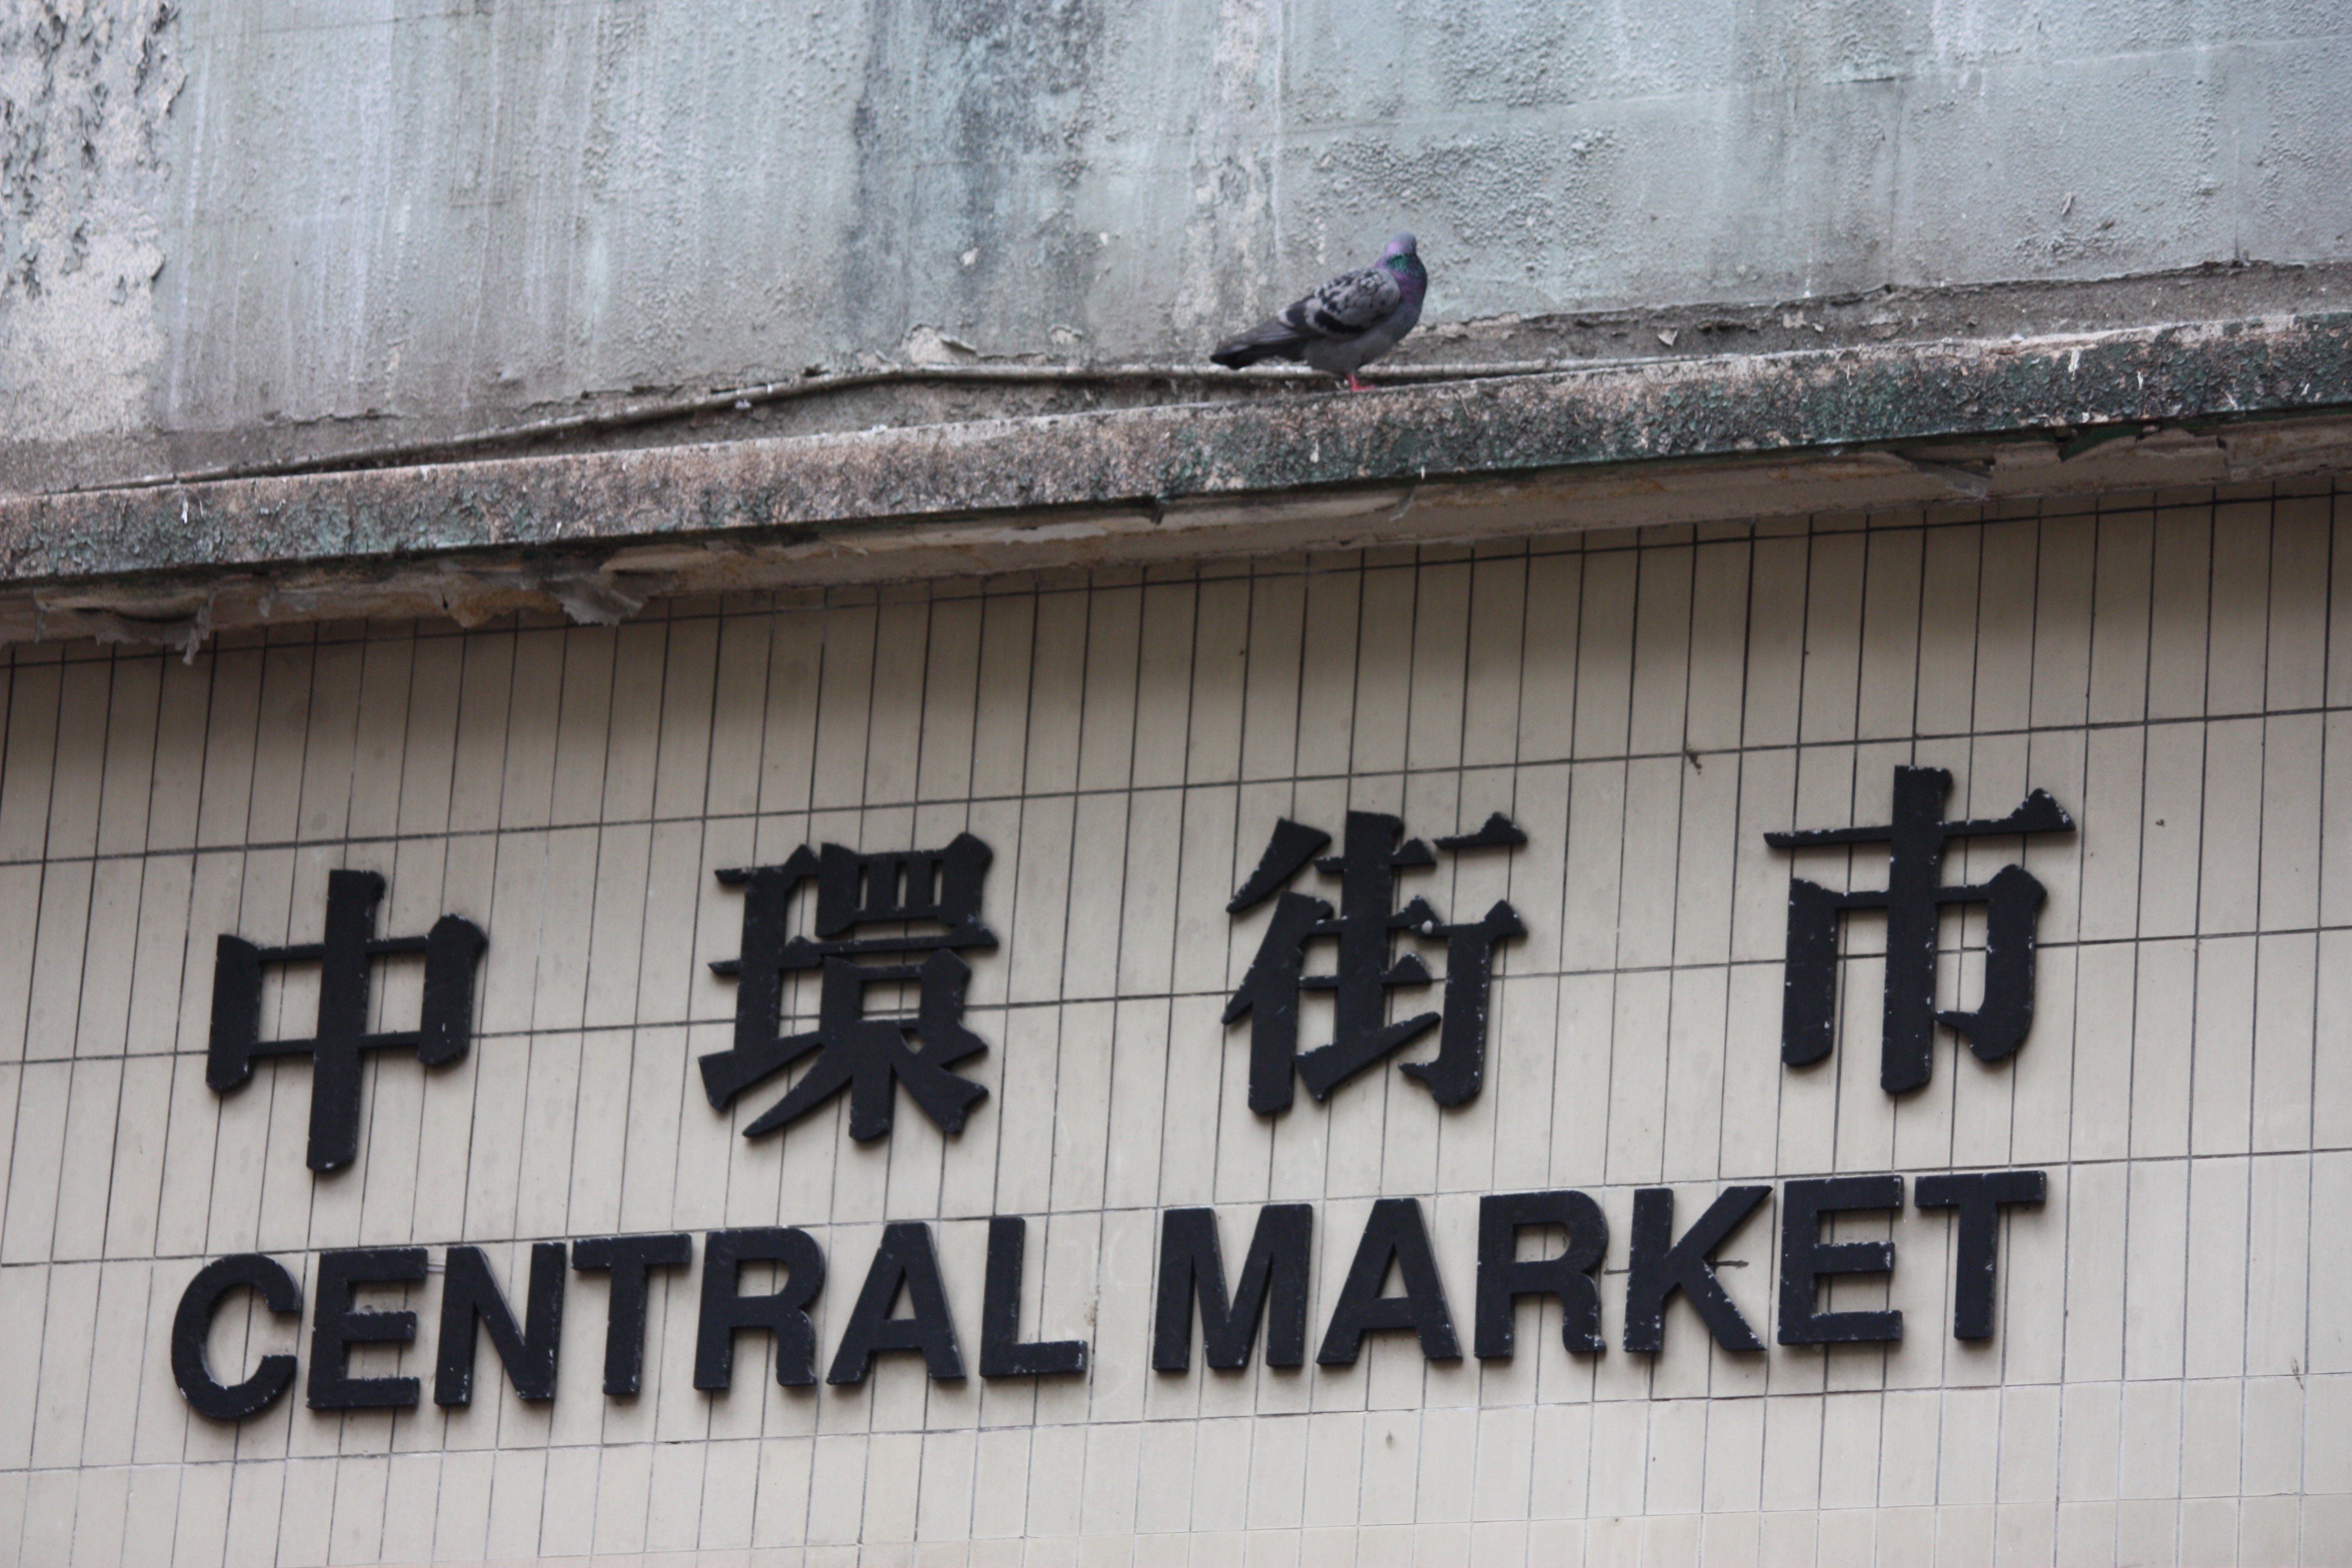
1317,1197,1461,1364
980,1217,1086,1378
1152,1204,1313,1371
1915,1169,2046,1340
1778,1175,1905,1345
172,1255,303,1421
308,1248,427,1409
693,1227,827,1390
1765,769,2072,1093
1476,1190,1608,1358
701,837,998,1142
1623,1186,1770,1353
435,1243,565,1406
207,871,487,1173
573,1233,693,1395
827,1223,963,1384
1221,813,1524,1113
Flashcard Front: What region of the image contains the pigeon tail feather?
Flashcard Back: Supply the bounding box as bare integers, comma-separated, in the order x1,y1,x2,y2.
1210,318,1313,368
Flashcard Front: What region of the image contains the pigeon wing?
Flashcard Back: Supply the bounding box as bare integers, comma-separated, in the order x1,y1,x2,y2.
1297,264,1403,337
1211,261,1404,367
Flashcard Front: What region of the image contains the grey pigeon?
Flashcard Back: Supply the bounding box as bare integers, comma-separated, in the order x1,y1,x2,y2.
1210,232,1427,389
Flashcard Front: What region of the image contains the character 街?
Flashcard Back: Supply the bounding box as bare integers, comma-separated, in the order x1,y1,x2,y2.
1223,810,1526,1114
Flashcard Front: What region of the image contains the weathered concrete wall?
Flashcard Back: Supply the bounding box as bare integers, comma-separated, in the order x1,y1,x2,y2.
0,0,182,472
6,0,2352,488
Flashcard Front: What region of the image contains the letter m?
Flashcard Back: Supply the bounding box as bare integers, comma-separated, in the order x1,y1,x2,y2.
1152,1205,1313,1371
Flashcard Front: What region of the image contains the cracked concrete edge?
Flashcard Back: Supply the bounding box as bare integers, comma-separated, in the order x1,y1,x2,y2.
21,260,2346,493
4,312,2351,647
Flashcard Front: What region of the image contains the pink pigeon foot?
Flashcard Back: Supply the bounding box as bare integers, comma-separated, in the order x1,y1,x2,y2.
1346,374,1366,390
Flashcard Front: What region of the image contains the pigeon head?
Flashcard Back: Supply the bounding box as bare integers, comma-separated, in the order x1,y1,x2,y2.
1373,231,1430,298
1380,231,1426,289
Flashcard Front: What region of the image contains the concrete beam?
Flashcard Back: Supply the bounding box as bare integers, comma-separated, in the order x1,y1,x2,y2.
4,313,2349,647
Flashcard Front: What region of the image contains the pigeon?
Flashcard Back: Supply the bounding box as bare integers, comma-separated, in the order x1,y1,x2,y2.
1210,232,1427,389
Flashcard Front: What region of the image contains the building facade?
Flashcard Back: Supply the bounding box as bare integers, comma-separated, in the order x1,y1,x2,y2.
9,2,2352,1563
6,483,2352,1564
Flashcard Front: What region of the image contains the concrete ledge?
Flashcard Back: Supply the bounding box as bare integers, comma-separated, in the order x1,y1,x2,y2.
5,313,2351,645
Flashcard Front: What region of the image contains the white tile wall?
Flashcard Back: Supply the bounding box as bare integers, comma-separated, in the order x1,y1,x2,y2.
3,483,2350,1564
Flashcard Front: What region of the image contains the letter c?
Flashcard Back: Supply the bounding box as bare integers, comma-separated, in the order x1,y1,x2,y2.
172,1254,303,1420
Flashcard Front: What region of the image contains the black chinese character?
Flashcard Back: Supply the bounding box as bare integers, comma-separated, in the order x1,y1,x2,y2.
1766,765,2074,1094
208,869,488,1173
700,834,998,1141
1223,810,1525,1114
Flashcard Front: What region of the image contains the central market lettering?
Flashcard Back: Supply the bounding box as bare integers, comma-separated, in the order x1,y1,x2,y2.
173,1173,2044,1422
